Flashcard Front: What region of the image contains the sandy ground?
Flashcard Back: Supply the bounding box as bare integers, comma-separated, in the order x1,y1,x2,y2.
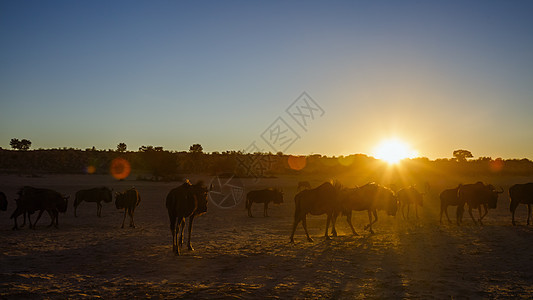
1,173,532,299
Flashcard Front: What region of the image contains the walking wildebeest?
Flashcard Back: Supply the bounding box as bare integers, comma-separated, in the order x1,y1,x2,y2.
10,186,69,229
115,188,141,228
166,180,210,255
439,186,464,224
509,182,533,225
246,188,283,217
0,191,7,211
397,186,424,220
335,183,397,235
290,182,340,243
74,187,113,217
457,182,503,225
297,181,312,192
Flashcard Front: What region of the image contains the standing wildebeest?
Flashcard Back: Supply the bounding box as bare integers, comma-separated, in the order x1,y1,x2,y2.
10,186,69,229
290,182,339,243
246,188,283,217
297,181,312,192
439,186,464,224
457,182,503,225
115,188,141,228
166,180,209,255
335,183,397,235
509,183,533,225
0,191,7,211
74,187,113,217
397,186,424,220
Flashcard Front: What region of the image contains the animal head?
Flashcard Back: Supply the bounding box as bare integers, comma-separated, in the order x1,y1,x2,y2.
381,187,398,216
486,184,503,209
103,187,113,203
192,182,209,215
273,188,284,204
58,196,69,213
115,191,126,209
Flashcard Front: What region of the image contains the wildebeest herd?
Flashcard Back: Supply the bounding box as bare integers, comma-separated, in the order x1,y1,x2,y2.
2,180,533,256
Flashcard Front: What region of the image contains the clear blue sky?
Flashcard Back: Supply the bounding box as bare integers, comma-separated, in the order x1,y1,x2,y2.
1,1,532,159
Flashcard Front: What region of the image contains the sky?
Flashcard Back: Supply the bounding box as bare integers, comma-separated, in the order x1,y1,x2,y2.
1,1,532,159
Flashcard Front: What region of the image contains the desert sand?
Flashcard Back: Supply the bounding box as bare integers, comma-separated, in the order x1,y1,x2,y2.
1,173,532,299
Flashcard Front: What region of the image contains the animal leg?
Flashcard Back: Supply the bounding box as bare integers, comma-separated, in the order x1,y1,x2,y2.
324,214,332,240
187,215,196,251
97,202,102,217
247,201,253,218
169,216,177,252
177,218,186,255
345,212,358,236
121,209,127,228
290,216,300,243
47,210,55,228
32,210,46,229
129,209,136,228
301,216,314,243
264,202,269,217
468,207,477,225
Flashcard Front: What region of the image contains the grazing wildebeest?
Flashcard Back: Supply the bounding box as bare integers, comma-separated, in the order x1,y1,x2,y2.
246,188,283,217
439,186,464,224
166,180,209,255
397,186,424,220
297,181,312,192
74,187,113,217
509,183,533,225
10,186,69,229
290,182,340,243
335,183,397,235
457,182,503,225
115,188,141,228
0,191,7,211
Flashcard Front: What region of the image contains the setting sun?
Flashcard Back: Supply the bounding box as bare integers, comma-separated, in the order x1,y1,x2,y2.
373,138,418,164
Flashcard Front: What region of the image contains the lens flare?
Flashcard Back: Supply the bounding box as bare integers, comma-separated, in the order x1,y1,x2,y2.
110,158,131,180
86,165,96,174
288,155,307,170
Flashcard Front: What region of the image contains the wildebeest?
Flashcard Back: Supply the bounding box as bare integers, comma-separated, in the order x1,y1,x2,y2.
0,191,7,211
10,186,69,229
115,188,141,228
457,182,503,225
245,188,283,217
335,183,397,235
74,187,113,217
439,186,463,224
509,182,533,225
397,186,424,220
290,182,339,243
166,180,210,255
297,181,312,192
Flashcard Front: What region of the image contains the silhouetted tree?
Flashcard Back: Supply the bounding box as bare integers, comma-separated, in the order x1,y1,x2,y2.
453,149,473,162
117,143,127,152
189,144,203,154
10,138,31,151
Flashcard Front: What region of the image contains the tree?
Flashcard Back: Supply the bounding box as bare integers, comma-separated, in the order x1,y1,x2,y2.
117,143,127,152
10,138,31,151
453,149,473,162
189,144,203,154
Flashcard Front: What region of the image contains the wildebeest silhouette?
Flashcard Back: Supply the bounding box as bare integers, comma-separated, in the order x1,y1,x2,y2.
115,188,141,228
166,180,210,255
246,188,283,217
10,186,68,229
74,187,113,217
458,182,503,225
397,186,424,220
290,182,339,243
0,191,7,211
509,182,533,225
335,183,396,235
439,186,463,224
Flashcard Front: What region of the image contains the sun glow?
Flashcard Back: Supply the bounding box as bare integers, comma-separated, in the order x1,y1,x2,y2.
373,138,418,164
